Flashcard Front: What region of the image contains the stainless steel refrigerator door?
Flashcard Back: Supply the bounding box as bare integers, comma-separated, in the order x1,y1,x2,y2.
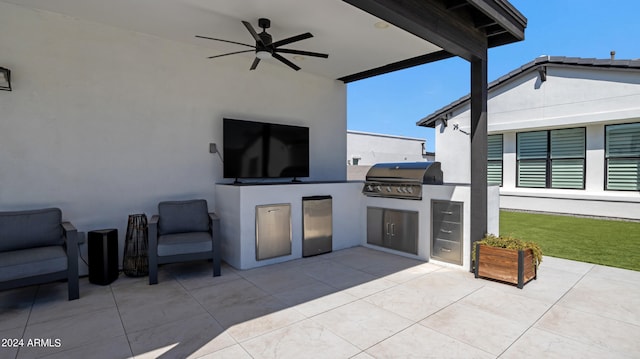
256,203,292,261
302,196,332,257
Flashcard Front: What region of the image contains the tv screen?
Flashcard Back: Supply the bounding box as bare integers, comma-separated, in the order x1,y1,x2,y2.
223,118,309,179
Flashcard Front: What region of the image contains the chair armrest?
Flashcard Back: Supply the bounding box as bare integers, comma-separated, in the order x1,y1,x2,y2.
148,214,160,284
208,212,220,238
62,221,79,299
208,212,220,223
61,221,78,248
148,215,159,247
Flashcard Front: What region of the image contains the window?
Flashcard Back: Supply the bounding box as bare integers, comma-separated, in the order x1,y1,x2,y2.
487,134,503,186
517,131,548,188
606,123,640,191
517,128,585,189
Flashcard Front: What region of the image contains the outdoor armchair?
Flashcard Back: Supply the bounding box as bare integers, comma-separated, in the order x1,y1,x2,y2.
0,208,79,300
148,199,221,285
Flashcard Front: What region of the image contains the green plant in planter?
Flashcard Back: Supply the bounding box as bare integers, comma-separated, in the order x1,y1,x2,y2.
473,233,543,267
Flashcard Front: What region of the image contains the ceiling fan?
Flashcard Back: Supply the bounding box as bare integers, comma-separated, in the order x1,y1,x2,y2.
196,18,328,71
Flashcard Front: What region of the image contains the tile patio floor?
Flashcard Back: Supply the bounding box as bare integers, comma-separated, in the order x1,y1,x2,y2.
1,246,639,358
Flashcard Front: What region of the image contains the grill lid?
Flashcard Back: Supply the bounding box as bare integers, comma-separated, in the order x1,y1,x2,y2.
365,161,443,184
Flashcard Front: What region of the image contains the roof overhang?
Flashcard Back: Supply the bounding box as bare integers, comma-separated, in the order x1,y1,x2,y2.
1,0,526,82
417,56,640,128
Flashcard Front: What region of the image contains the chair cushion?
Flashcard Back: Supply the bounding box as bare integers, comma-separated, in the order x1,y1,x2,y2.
0,208,63,252
158,200,209,235
157,232,212,257
0,246,67,282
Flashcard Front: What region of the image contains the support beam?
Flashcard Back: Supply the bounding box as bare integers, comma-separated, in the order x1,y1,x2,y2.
469,53,488,271
339,50,453,83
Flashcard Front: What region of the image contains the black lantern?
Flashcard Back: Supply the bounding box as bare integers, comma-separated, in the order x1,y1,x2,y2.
0,67,11,91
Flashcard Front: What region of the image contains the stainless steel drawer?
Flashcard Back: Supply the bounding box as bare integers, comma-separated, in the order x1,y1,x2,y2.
432,201,462,223
431,200,463,265
432,220,462,242
432,238,462,265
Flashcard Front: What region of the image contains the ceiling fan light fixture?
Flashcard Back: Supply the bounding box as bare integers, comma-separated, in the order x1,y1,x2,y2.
256,50,272,59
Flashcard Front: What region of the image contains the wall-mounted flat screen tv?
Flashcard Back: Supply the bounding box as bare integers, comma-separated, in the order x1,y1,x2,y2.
223,118,309,179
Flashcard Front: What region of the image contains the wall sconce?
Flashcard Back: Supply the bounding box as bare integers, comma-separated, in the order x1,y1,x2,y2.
209,143,224,163
0,67,11,91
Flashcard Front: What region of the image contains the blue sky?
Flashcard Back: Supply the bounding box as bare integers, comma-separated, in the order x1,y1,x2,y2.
346,0,640,152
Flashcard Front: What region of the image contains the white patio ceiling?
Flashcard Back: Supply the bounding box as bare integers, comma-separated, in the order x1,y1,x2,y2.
2,0,443,80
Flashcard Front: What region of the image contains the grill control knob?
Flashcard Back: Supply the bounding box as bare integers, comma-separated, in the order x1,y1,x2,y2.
407,187,413,194
375,186,382,192
397,187,402,193
386,186,392,192
366,185,373,191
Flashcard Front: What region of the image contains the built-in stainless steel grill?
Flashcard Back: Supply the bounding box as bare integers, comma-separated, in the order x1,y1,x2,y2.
362,161,443,200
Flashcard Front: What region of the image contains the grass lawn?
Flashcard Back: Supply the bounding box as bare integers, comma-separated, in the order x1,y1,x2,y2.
500,210,640,271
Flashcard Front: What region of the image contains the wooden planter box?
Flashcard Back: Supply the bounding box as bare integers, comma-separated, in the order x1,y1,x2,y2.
474,243,537,289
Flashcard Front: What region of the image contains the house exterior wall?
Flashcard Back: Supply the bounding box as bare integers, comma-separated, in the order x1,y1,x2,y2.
346,130,434,181
0,3,347,257
346,130,431,165
435,65,640,219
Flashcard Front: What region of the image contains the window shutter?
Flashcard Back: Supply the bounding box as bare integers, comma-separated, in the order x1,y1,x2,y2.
551,159,584,189
607,123,640,157
517,131,547,159
488,135,503,160
487,135,503,185
550,128,585,189
517,132,547,187
551,128,585,158
518,160,547,187
606,123,640,190
607,159,640,190
488,162,502,186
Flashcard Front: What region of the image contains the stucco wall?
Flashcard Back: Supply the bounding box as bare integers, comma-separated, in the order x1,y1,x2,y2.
347,131,429,165
0,3,347,255
435,65,640,219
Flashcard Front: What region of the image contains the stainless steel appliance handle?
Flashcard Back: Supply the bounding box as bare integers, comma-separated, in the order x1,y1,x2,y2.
440,229,452,234
442,247,452,252
441,211,453,215
391,223,395,236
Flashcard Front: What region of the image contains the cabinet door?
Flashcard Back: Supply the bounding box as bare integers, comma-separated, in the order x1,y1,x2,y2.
366,207,384,246
383,209,419,255
256,204,292,261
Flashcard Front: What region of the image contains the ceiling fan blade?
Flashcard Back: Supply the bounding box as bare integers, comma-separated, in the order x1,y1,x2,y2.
250,57,261,70
276,48,329,58
272,33,313,48
195,35,254,48
273,53,301,71
208,50,254,59
242,21,264,46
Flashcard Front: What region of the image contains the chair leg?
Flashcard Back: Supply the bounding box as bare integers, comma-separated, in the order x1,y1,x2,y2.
149,253,158,285
68,275,79,301
212,241,221,277
213,252,221,277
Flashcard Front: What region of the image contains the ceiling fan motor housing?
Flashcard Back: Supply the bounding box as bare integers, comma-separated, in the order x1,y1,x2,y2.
258,32,273,47
258,18,271,30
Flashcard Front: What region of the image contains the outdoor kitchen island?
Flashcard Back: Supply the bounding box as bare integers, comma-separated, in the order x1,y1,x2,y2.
215,181,499,271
